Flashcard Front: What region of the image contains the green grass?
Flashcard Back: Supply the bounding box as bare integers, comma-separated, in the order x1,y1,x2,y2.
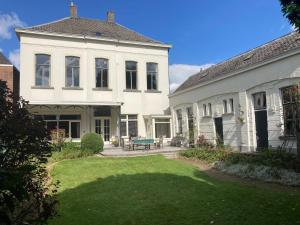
49,156,300,225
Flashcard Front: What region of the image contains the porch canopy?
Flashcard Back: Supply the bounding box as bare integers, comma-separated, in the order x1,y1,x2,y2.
27,102,122,143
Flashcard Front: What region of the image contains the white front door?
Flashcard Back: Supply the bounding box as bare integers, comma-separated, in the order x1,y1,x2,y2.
94,118,110,142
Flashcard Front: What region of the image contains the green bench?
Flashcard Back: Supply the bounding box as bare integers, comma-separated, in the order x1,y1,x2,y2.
132,138,155,150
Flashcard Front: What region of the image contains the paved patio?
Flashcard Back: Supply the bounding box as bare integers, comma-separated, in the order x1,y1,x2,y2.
100,145,186,158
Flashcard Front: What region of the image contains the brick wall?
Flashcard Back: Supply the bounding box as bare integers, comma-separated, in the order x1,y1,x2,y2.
0,65,20,96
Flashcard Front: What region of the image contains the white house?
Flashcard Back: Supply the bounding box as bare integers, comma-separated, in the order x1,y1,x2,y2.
16,3,172,144
169,32,300,152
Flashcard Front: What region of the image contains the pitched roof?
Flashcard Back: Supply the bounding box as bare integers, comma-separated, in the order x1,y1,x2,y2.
174,32,300,93
0,52,11,65
18,17,166,45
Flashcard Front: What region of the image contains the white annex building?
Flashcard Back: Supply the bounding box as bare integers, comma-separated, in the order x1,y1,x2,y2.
170,32,300,152
16,3,172,144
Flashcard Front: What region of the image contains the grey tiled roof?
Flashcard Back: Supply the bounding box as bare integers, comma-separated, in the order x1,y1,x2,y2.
0,52,11,65
174,32,300,93
22,17,164,44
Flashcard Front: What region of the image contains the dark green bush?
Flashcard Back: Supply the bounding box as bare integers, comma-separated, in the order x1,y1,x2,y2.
81,133,104,153
181,148,231,163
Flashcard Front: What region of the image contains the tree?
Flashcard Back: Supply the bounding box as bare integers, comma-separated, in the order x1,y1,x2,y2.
0,80,58,225
279,0,300,31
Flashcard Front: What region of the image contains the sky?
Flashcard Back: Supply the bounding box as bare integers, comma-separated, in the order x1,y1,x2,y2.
0,0,294,91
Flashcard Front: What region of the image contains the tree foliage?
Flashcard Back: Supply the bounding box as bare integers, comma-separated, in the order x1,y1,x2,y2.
0,80,58,225
280,0,300,31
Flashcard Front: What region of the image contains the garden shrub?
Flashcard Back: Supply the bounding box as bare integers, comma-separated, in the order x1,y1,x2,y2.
50,148,93,162
181,148,232,163
196,135,214,149
81,133,104,153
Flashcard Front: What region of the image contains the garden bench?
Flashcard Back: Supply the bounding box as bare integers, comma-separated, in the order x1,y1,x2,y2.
132,138,155,150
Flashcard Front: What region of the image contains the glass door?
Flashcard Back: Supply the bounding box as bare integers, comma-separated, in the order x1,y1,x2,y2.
94,118,110,142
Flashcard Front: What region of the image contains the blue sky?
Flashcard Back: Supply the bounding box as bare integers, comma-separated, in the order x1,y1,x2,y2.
0,0,294,90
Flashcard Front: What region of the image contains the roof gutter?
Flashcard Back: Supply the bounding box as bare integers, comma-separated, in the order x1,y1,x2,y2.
15,28,172,49
169,47,300,98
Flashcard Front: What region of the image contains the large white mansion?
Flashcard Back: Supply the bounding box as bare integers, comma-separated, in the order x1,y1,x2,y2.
16,4,172,144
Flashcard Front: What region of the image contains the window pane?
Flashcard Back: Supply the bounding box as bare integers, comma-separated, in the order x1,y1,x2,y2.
95,120,102,134
60,115,81,120
128,115,137,120
71,122,80,138
147,74,152,90
73,68,80,87
35,66,42,86
155,118,170,123
102,69,108,87
126,61,137,70
94,107,111,117
126,71,131,89
155,123,170,138
46,121,57,133
131,72,137,89
36,54,50,65
58,121,69,138
66,56,79,67
253,92,266,110
152,75,157,90
66,67,73,87
147,63,158,72
96,58,108,69
120,121,127,136
104,119,110,141
128,121,138,137
96,69,101,87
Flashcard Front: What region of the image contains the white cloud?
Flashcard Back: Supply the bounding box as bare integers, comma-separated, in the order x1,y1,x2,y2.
169,63,214,93
0,12,25,39
9,49,20,69
0,48,2,52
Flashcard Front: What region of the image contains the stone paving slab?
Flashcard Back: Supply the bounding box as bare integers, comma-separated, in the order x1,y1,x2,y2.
100,146,185,157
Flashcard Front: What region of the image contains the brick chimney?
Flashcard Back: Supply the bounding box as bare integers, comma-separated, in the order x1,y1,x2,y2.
107,11,115,23
70,1,77,18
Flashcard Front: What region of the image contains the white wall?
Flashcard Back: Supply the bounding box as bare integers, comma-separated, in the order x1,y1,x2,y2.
170,52,300,151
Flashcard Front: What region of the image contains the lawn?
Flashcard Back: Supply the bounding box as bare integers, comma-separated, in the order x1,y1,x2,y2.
49,156,300,225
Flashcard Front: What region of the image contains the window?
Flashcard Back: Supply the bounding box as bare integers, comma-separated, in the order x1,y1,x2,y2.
120,114,138,137
229,98,234,113
34,114,81,139
95,58,108,88
187,107,194,140
35,54,50,87
126,61,137,90
147,63,158,90
253,92,266,110
66,56,80,87
203,104,207,116
208,103,212,116
223,100,228,114
155,118,171,138
281,86,299,136
176,109,183,134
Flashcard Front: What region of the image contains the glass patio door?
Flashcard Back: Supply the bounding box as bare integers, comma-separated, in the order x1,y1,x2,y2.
95,118,110,142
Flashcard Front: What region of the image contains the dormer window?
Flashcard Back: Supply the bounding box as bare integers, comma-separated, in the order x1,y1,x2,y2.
126,61,137,90
35,54,50,87
95,58,108,88
65,56,80,87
